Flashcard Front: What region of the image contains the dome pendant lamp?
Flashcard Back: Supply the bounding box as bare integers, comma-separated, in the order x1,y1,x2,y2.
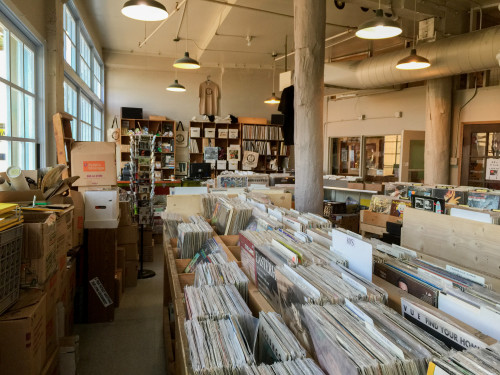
121,0,169,22
396,0,430,70
173,0,200,69
264,60,280,104
167,79,186,92
355,1,402,39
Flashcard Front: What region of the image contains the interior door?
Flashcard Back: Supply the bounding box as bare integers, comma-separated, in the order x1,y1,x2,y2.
400,130,425,182
460,123,500,189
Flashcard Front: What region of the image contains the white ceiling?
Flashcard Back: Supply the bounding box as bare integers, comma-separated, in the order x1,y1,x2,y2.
85,0,500,69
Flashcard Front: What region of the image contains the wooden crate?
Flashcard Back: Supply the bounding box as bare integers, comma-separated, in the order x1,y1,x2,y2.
360,210,401,237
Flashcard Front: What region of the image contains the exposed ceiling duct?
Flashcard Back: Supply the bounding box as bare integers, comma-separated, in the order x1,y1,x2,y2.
324,25,500,90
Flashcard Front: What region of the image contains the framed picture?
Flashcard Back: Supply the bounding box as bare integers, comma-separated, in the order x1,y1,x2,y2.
204,147,219,161
229,129,238,139
228,145,241,161
218,129,228,138
175,161,188,176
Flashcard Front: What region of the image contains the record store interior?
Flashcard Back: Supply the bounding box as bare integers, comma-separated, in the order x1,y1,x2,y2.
2,0,500,374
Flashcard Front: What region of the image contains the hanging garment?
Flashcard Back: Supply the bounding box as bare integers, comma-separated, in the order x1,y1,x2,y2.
199,80,220,116
278,85,294,145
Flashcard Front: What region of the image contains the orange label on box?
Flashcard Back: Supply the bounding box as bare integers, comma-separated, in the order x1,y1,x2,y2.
83,161,105,172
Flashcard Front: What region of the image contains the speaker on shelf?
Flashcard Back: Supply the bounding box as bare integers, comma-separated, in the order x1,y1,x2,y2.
121,107,143,119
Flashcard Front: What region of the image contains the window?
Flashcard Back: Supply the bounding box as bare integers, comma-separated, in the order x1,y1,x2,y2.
63,2,104,142
63,5,76,69
0,13,40,171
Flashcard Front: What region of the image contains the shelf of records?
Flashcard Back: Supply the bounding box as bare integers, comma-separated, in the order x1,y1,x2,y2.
161,190,500,375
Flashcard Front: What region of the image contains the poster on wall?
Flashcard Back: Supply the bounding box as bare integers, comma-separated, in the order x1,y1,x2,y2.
486,158,500,181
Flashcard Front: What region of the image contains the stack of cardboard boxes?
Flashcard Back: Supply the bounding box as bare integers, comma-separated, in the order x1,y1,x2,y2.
118,201,139,289
0,184,83,375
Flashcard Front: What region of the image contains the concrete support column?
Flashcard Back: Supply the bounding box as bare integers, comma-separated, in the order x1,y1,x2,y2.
293,0,326,214
424,77,453,185
46,0,64,165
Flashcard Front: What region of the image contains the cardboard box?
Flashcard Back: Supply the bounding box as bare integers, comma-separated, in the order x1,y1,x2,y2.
59,336,79,375
143,245,154,262
122,243,138,261
84,189,119,229
59,257,76,336
56,207,74,255
116,246,125,270
347,182,365,190
364,182,383,192
117,224,138,245
45,304,57,364
190,127,201,137
124,260,138,288
0,290,46,375
115,270,123,307
22,212,58,286
118,201,132,227
69,190,84,248
41,346,59,375
71,142,117,186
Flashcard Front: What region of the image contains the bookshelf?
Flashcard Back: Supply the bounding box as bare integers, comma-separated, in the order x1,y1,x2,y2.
240,123,287,173
188,121,288,176
189,121,242,176
120,118,176,181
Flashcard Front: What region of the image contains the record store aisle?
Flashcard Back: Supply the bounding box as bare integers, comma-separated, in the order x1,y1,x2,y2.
76,244,166,375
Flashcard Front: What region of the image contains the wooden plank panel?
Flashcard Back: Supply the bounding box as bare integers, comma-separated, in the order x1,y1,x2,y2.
360,223,386,236
163,307,176,374
219,235,239,246
166,195,203,221
360,210,401,227
228,246,241,261
402,208,500,279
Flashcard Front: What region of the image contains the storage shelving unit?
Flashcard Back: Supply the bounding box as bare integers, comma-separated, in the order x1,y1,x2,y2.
189,121,242,176
120,118,176,181
240,123,287,173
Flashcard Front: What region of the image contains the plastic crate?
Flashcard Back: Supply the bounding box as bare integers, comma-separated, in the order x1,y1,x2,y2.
0,224,23,315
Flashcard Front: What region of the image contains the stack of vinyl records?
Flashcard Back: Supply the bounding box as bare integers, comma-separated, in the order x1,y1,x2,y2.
194,261,249,302
161,212,183,238
244,209,284,232
185,316,257,374
257,312,307,364
241,359,325,375
177,216,213,259
211,197,253,235
201,193,220,219
428,346,500,374
303,302,451,375
184,284,252,320
183,238,227,273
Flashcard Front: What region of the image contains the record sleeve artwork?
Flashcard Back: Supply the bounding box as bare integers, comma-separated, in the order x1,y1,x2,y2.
243,151,259,169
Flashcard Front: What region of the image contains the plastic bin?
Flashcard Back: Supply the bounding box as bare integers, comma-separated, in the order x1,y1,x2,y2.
0,224,23,315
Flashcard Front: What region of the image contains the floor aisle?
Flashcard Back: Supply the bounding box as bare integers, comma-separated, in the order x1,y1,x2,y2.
76,244,166,375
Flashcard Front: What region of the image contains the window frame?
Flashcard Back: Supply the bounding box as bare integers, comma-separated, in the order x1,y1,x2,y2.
63,1,104,142
0,2,44,169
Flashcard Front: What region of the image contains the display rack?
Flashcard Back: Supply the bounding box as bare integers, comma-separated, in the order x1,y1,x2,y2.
120,118,176,181
129,134,156,279
240,123,287,173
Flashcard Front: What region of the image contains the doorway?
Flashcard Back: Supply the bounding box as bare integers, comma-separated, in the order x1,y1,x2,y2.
461,123,500,189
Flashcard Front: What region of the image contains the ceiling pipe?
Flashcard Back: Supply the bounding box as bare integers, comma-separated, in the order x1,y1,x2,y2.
324,25,500,89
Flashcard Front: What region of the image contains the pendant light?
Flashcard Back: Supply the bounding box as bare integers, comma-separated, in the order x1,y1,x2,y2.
168,41,186,91
167,79,186,92
173,0,200,69
264,59,280,104
355,1,402,39
121,0,168,22
396,0,430,70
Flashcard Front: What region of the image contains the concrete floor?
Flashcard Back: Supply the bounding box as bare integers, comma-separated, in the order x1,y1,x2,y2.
76,244,166,375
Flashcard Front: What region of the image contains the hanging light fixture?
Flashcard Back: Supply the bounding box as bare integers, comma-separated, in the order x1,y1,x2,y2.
121,0,168,22
265,59,280,104
173,0,200,69
396,0,430,70
355,1,402,39
167,79,186,92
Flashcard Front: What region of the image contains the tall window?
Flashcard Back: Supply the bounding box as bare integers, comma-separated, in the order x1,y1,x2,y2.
63,2,103,142
0,12,40,171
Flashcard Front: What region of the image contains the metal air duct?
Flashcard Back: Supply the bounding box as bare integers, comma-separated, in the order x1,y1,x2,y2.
324,25,500,90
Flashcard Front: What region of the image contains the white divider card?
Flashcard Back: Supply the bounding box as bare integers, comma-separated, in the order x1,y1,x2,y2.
401,298,487,350
331,228,373,281
89,277,113,307
438,291,500,341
